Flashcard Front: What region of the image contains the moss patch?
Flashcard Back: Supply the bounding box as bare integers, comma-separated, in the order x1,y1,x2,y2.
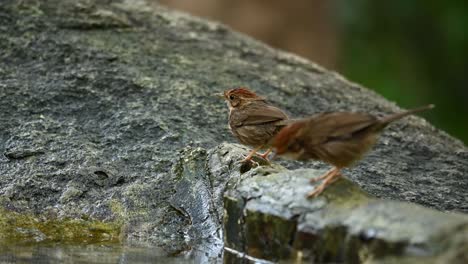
0,208,121,246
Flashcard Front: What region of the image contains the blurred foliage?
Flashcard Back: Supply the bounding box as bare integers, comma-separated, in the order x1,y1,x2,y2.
336,0,468,144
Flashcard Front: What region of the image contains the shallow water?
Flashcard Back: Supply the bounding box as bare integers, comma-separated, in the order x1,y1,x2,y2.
0,244,196,264
0,244,279,263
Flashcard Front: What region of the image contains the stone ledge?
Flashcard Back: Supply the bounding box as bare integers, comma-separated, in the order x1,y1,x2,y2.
216,143,468,263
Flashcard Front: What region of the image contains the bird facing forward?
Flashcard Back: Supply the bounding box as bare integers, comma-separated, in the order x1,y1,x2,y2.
272,104,434,198
218,87,289,162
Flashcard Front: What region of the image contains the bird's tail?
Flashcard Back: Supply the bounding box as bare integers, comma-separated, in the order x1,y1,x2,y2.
379,104,434,126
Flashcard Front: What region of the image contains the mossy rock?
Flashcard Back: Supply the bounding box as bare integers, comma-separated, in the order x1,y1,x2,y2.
0,0,466,261
221,144,468,263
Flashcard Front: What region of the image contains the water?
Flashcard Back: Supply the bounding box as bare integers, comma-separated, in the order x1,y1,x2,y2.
0,244,195,264
0,244,281,264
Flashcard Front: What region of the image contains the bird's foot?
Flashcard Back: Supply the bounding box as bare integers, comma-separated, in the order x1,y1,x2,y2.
258,148,272,161
307,184,326,198
307,168,341,199
309,171,331,183
309,168,340,183
240,146,262,163
241,155,253,163
240,156,259,166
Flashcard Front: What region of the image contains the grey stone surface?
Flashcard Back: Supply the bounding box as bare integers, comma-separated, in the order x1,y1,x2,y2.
0,0,467,261
220,144,468,263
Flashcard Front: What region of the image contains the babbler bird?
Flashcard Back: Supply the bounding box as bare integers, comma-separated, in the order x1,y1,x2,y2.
272,104,434,198
218,87,290,162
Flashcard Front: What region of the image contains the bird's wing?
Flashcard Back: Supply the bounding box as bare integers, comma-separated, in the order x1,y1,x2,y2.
301,112,377,145
235,104,288,127
274,118,300,126
296,112,379,167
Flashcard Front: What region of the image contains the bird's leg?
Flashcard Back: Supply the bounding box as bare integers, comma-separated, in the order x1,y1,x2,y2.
307,167,342,198
258,147,272,161
326,173,342,185
309,167,340,183
242,145,263,163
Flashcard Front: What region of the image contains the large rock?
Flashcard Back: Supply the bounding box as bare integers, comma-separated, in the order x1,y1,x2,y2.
0,0,467,262
218,144,468,263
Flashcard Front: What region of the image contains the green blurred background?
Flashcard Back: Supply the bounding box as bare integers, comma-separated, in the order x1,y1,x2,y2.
338,1,468,145
160,0,468,144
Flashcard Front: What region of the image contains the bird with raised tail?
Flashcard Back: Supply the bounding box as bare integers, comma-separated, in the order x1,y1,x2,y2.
272,104,435,198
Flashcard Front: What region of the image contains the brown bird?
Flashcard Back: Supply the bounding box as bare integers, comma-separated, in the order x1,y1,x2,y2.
272,105,434,198
218,87,290,162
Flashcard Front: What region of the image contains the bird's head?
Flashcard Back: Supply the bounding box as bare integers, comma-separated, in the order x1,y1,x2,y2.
219,87,264,109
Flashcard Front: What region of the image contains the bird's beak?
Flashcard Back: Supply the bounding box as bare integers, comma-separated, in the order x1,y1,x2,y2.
212,92,225,99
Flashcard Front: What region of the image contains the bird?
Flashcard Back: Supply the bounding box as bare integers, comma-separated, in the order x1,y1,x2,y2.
217,87,290,163
272,104,434,198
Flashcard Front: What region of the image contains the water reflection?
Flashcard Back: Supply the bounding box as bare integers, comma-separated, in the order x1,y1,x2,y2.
0,244,195,264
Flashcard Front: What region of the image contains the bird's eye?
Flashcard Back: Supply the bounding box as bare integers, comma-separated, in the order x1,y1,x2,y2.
229,95,235,100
